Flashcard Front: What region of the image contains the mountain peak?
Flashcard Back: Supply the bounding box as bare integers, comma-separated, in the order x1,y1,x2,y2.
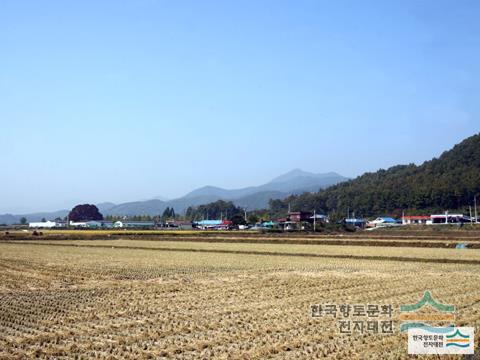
183,185,228,199
154,195,170,201
269,169,343,184
269,169,311,183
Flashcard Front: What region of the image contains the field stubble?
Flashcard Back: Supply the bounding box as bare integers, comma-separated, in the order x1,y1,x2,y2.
1,237,480,359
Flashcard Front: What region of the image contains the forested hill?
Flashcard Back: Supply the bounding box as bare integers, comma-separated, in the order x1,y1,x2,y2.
273,133,480,217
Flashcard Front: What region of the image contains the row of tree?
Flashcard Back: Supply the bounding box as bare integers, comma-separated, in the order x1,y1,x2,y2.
104,208,176,222
185,200,244,222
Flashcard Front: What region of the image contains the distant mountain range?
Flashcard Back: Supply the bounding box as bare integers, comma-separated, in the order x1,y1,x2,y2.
0,169,347,224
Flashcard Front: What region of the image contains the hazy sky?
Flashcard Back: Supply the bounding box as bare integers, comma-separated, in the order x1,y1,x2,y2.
1,0,479,213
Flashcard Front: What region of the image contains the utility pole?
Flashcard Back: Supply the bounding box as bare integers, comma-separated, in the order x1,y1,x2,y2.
470,206,473,225
313,209,316,232
475,195,478,224
244,208,247,223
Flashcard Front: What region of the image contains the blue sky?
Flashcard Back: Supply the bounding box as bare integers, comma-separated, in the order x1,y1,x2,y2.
1,0,479,213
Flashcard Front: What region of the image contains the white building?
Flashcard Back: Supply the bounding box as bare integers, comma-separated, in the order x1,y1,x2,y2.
29,221,65,228
113,221,154,229
367,217,399,228
69,220,104,228
310,214,329,223
430,214,470,224
401,216,430,225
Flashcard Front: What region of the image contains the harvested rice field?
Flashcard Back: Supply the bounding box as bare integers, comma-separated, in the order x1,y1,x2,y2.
1,235,480,359
11,238,480,263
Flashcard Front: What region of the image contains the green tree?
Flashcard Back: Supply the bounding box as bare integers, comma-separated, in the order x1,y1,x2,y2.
185,200,243,221
68,204,103,222
20,217,27,225
248,214,259,224
230,214,246,226
162,207,172,220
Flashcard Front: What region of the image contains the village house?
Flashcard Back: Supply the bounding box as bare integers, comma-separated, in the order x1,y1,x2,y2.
402,215,430,225
429,214,471,224
113,221,155,229
29,220,66,228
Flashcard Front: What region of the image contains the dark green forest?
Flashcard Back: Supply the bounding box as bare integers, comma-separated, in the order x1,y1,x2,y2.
271,133,480,218
185,200,244,221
